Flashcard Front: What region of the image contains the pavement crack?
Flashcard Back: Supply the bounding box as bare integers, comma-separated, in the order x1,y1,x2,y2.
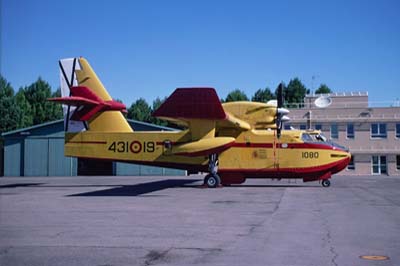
143,248,172,266
246,189,286,235
52,230,72,238
0,246,11,256
330,246,339,266
269,188,286,217
318,210,339,266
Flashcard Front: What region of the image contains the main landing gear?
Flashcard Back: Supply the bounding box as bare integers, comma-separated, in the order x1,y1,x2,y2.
321,179,331,187
204,154,221,188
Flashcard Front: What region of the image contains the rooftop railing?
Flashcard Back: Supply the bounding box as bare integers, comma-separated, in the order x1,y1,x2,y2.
306,91,369,97
290,113,400,121
286,100,400,109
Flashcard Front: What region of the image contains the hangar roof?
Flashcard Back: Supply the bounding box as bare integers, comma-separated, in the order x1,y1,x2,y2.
2,119,177,138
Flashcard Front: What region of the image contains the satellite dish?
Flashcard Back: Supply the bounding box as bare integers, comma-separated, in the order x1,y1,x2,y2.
314,96,332,108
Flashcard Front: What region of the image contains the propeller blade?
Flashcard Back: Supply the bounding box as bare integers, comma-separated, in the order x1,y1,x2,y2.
277,107,289,115
276,83,285,139
277,83,284,108
281,115,290,122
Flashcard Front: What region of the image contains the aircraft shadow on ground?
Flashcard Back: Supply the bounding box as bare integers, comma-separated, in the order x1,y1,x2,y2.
0,183,44,189
67,179,200,197
66,179,318,197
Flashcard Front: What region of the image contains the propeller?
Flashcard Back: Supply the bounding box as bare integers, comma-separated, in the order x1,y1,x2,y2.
276,83,289,138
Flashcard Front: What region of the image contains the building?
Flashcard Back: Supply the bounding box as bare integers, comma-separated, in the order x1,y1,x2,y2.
287,92,400,176
1,119,185,177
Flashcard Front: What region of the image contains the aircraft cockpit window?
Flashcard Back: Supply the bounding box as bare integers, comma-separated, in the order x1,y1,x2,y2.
315,134,327,142
302,133,327,143
301,133,313,142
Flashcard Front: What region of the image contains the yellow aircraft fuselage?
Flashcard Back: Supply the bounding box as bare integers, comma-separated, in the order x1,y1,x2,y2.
65,128,350,184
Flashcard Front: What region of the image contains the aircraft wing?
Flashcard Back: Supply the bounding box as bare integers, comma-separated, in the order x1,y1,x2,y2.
171,137,235,157
153,87,251,131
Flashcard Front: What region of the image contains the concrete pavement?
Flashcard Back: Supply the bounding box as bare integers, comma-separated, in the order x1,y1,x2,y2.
0,175,399,266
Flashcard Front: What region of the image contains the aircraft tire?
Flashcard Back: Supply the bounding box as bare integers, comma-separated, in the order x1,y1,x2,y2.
321,179,331,187
204,174,221,188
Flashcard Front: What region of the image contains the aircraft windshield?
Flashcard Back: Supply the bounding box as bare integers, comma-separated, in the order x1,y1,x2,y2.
302,132,348,151
301,133,313,142
302,133,327,143
315,133,327,142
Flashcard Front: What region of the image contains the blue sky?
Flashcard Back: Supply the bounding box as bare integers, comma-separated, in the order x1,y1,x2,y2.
2,0,400,105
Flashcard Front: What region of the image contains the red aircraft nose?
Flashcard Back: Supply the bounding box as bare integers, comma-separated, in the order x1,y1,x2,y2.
331,153,351,174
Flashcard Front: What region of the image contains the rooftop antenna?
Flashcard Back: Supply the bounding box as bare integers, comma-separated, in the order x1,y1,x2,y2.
306,93,332,130
311,75,315,95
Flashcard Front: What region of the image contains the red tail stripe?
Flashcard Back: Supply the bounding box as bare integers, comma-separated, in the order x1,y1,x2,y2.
70,86,102,102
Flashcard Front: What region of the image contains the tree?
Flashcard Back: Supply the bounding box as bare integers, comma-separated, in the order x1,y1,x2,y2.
127,98,152,122
50,88,63,120
315,84,332,94
15,89,33,128
281,78,308,107
225,89,248,102
21,78,63,125
0,76,14,97
152,97,165,112
252,87,274,102
150,97,168,126
0,76,21,133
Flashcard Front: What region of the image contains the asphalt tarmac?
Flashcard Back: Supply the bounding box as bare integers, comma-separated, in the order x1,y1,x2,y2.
0,175,399,266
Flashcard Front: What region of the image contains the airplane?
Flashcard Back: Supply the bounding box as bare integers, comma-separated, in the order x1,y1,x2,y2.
49,57,351,188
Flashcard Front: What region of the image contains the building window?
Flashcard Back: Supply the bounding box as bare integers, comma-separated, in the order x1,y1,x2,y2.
284,124,291,130
372,155,387,175
371,123,387,138
331,124,338,139
300,124,306,130
347,156,355,170
315,124,322,130
397,155,400,170
347,124,354,139
396,124,400,138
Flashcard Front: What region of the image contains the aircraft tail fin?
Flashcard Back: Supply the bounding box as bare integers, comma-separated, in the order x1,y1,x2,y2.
57,57,132,133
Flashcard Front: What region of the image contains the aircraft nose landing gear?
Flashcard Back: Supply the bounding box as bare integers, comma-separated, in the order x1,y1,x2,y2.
321,179,331,187
204,154,221,188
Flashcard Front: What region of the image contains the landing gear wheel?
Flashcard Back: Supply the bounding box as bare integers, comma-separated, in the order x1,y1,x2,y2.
321,179,331,187
204,174,221,188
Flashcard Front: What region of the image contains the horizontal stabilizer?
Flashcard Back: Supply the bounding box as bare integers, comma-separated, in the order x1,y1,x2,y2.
49,96,99,106
153,88,227,120
172,137,235,157
49,86,127,121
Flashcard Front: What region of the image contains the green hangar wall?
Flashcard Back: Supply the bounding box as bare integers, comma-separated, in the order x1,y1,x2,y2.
1,119,185,177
